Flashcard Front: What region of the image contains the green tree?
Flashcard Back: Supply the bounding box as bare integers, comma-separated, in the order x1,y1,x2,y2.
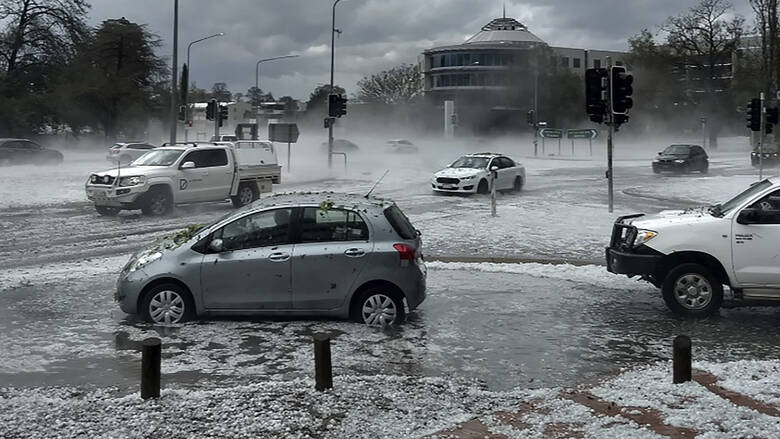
58,18,167,140
304,84,345,116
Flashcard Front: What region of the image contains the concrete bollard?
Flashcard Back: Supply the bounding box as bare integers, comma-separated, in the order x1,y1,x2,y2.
673,335,692,384
141,337,161,399
313,333,333,391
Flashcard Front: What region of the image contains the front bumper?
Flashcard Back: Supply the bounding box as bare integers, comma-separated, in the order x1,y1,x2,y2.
431,179,478,193
605,247,662,276
116,267,149,315
652,161,688,172
86,184,145,207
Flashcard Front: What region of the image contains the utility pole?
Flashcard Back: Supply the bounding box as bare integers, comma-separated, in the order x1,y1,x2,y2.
533,49,539,157
169,0,179,144
606,56,614,213
328,0,343,169
213,99,220,140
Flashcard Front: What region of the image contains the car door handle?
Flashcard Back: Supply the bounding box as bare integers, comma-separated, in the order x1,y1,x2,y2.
344,248,366,257
268,252,290,262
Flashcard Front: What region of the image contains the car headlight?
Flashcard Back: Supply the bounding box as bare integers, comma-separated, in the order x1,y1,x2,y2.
462,175,476,180
129,251,162,272
635,229,657,245
674,159,686,164
118,175,146,187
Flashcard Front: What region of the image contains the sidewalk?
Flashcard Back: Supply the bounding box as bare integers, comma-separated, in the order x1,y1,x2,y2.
425,361,780,438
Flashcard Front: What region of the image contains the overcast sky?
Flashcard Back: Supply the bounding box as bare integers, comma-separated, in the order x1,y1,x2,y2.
87,0,753,101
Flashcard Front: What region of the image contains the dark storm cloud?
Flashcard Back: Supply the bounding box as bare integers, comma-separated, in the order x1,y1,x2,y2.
87,0,753,100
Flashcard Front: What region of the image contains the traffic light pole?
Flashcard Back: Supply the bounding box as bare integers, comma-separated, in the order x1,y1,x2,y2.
606,57,614,213
760,92,765,180
214,99,220,140
328,0,343,169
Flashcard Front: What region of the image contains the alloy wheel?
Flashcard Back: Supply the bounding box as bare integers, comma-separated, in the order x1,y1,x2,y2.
673,273,713,310
148,290,185,324
239,186,254,205
149,193,168,215
361,294,397,327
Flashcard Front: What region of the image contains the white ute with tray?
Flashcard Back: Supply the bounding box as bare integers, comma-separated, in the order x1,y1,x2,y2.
86,141,281,216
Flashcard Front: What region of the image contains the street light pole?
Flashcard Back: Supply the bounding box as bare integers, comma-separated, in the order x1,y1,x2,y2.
184,32,224,141
253,55,299,136
169,0,179,144
328,0,344,169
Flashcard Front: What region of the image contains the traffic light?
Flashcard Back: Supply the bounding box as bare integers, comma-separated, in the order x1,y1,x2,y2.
766,106,779,135
328,94,347,118
526,109,535,126
585,68,608,124
218,105,228,127
747,99,761,131
177,105,186,122
611,66,633,115
206,99,216,121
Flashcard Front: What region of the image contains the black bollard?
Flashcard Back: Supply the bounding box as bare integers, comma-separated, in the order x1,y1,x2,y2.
313,333,333,391
673,335,692,384
141,337,161,399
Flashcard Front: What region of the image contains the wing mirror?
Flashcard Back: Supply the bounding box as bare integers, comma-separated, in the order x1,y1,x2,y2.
181,161,196,169
658,152,662,155
209,239,224,252
737,208,760,225
490,165,499,171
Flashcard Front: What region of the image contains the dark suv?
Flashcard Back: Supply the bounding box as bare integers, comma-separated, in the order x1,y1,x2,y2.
0,138,63,166
652,144,708,174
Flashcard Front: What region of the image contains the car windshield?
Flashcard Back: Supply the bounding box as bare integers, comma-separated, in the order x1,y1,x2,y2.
450,156,489,169
131,149,183,166
663,145,691,155
710,180,772,217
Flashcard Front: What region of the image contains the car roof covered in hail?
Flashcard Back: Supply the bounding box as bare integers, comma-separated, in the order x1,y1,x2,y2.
254,192,394,211
153,143,222,151
464,152,504,158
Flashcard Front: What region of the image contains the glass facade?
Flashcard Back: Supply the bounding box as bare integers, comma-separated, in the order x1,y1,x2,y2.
432,52,516,68
433,72,510,87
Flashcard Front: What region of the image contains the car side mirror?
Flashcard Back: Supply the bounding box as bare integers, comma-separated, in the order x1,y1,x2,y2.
657,152,662,155
209,239,224,252
737,208,760,225
181,161,195,169
490,165,499,171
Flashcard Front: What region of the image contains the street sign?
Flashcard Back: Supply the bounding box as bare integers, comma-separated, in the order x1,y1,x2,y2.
268,123,299,143
566,129,598,139
539,128,563,139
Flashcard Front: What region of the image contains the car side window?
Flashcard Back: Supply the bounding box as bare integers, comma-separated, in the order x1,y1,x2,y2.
215,208,293,251
747,190,780,224
500,157,514,168
181,149,228,168
129,144,154,150
300,207,369,243
22,141,41,149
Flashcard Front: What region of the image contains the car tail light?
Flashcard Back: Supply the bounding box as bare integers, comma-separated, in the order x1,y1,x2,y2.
393,243,416,263
111,149,119,154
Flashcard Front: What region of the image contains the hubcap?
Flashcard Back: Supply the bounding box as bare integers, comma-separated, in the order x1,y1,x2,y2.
150,194,167,215
149,290,184,324
674,273,713,310
239,187,253,205
361,294,397,327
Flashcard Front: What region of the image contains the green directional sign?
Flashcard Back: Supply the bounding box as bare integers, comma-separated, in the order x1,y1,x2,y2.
567,129,598,139
539,128,563,139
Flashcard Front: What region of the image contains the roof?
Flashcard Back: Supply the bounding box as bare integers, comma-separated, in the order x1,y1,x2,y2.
464,17,546,46
259,192,394,211
466,152,504,158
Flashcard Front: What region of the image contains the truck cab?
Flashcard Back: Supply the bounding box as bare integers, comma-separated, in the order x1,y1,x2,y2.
607,177,780,315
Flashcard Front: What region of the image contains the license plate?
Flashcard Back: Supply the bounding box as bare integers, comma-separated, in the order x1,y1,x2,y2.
443,184,456,189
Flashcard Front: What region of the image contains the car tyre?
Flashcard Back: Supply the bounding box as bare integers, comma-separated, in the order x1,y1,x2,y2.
231,182,258,208
477,179,489,194
661,263,723,316
95,206,120,216
701,162,709,174
141,187,172,216
352,287,406,327
141,283,195,325
513,176,524,192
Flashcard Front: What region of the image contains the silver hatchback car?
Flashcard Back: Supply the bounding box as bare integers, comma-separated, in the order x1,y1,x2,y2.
116,193,426,326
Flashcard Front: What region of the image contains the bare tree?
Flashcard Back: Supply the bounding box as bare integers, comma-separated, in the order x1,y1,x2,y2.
663,0,744,147
750,0,778,93
211,82,232,102
356,64,421,105
0,0,90,76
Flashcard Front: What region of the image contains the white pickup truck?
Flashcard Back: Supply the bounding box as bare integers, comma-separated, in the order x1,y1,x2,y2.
607,177,780,316
86,141,281,216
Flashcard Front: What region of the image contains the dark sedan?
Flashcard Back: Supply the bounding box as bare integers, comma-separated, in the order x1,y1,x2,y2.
0,138,63,166
652,144,708,174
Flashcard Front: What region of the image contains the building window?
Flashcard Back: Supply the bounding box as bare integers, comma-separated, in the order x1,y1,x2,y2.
593,59,601,68
573,58,581,68
560,57,569,68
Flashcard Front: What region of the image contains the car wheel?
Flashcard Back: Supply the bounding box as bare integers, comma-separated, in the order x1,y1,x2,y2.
231,182,258,208
477,179,489,194
652,166,660,174
95,206,120,216
661,263,723,316
353,287,406,327
701,162,709,174
141,188,172,216
513,176,524,192
141,283,195,325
